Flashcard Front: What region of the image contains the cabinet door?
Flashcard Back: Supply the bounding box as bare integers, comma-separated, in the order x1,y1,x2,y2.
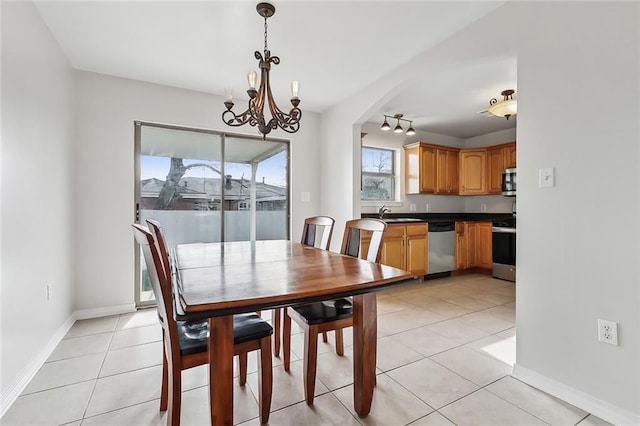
405,224,427,275
446,150,459,193
464,223,478,268
505,143,517,168
420,146,437,193
486,148,504,194
404,145,421,194
436,149,459,194
455,222,466,269
435,149,449,193
459,150,487,195
380,225,406,270
477,222,493,270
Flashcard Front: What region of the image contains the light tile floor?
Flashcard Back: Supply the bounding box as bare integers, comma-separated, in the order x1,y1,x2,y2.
2,274,612,425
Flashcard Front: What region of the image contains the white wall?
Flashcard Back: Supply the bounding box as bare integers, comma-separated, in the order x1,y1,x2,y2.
464,127,516,148
74,72,321,311
513,2,639,422
1,1,75,409
323,2,639,422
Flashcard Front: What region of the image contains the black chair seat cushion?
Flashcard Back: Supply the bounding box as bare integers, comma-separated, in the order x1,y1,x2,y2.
291,297,353,325
178,313,273,356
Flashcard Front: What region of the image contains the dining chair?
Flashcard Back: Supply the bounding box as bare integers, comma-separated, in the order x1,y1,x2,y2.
271,216,335,358
132,223,273,425
282,218,387,404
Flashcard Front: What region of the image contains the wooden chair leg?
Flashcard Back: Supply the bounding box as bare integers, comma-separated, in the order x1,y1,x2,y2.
273,308,281,357
322,331,328,343
303,325,318,405
167,358,182,426
283,308,292,372
238,352,248,386
160,341,169,411
335,328,344,356
258,336,273,424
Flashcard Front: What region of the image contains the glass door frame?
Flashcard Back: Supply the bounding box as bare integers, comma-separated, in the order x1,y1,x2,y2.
133,120,291,308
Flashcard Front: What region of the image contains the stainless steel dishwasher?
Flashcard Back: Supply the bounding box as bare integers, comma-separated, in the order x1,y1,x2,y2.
427,222,456,275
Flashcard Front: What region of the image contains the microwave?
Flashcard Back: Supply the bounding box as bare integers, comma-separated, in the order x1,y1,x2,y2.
502,168,516,196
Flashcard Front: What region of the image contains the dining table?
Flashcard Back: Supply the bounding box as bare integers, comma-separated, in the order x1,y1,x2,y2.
173,239,418,425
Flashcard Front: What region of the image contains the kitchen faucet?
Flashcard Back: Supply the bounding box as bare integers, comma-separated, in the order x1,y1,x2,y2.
378,205,391,219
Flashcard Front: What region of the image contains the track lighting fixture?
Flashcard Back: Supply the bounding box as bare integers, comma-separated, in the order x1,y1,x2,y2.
381,114,415,136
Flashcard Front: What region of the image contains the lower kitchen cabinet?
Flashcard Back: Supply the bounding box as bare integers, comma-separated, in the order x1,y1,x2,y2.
365,223,427,276
455,221,492,271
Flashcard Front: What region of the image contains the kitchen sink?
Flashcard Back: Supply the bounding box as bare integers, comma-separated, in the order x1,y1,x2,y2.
382,218,423,223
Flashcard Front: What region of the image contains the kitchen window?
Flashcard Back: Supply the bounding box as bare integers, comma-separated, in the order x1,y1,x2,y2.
361,146,395,201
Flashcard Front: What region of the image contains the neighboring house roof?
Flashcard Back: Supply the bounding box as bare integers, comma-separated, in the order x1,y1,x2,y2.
140,177,286,202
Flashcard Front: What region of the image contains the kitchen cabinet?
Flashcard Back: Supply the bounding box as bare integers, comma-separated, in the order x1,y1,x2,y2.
487,142,516,194
505,142,517,168
459,149,487,195
476,222,493,270
436,148,459,194
365,223,428,276
404,143,436,194
403,142,459,194
455,221,492,270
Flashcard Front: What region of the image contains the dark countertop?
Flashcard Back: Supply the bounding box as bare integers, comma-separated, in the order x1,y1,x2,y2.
362,212,516,224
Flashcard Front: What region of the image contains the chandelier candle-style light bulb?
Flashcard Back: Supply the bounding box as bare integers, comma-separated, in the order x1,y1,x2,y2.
247,70,258,90
224,87,233,103
222,2,302,139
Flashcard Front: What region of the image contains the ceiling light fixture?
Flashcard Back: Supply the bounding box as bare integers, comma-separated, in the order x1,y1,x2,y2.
222,2,301,139
381,114,415,136
488,89,517,120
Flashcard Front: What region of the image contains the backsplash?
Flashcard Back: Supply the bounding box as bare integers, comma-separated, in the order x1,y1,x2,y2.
361,194,513,215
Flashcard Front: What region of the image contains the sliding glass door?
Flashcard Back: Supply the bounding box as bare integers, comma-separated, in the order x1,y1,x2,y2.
134,122,289,306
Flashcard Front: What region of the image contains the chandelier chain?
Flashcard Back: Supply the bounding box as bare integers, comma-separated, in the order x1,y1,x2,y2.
264,17,268,54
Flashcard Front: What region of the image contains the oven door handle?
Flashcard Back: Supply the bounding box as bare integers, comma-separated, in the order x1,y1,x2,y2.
492,227,516,234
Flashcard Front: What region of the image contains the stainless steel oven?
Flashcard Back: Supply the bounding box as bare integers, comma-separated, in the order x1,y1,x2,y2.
492,218,516,282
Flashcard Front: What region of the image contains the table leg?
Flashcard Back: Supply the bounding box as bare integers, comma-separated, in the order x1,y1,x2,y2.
209,316,234,426
352,292,377,417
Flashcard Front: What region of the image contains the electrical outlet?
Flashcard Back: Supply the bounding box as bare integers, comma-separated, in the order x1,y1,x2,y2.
409,204,417,212
597,319,618,345
425,204,431,212
480,204,487,212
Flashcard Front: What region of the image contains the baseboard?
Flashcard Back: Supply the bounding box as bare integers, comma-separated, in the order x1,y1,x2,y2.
0,314,75,419
512,364,640,425
1,303,138,418
73,303,136,320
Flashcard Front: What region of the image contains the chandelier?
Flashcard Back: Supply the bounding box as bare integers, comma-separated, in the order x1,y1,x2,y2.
222,2,301,139
488,89,517,120
381,114,415,136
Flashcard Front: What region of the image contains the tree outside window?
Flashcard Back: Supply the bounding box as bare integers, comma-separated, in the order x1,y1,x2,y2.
361,147,394,200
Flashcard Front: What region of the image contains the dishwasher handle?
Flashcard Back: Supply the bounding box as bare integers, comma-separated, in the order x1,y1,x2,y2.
428,222,455,232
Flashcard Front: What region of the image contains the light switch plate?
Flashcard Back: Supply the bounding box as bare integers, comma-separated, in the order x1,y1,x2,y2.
301,191,310,202
409,204,417,212
539,168,555,188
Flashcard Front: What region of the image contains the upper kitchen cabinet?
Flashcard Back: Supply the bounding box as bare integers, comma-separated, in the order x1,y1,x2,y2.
487,142,516,194
404,143,436,194
404,142,459,194
436,147,459,194
459,149,487,195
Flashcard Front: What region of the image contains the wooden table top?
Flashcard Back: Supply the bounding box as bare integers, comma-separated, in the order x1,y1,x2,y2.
174,240,417,318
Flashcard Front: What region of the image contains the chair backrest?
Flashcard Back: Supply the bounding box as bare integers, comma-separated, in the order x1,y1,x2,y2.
146,219,171,282
131,224,178,342
340,218,387,263
301,216,335,250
